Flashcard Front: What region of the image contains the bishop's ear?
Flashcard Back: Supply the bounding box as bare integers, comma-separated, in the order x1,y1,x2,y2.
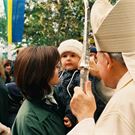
103,53,113,69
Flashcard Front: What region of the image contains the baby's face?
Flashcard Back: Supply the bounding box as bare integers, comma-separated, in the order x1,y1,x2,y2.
61,51,80,70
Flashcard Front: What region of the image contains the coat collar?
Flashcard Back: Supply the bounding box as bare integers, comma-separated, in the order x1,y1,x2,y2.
116,71,133,90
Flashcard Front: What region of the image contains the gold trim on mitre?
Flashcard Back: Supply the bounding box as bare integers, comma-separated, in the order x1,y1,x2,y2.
91,0,135,52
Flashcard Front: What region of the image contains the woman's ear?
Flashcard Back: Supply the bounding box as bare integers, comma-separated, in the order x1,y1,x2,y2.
103,53,113,69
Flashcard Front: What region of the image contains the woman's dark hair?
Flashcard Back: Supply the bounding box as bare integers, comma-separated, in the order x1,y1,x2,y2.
14,46,60,100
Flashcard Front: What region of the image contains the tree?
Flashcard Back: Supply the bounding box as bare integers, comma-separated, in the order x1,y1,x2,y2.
0,16,7,43
23,0,87,46
1,0,95,47
1,0,118,46
109,0,118,5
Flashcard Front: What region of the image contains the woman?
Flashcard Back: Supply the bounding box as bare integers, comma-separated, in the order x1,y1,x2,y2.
12,46,66,135
3,59,12,83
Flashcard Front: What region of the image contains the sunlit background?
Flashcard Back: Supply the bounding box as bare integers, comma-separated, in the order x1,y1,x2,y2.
0,1,4,16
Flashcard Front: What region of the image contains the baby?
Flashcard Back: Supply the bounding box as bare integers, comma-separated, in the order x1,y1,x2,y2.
56,39,83,131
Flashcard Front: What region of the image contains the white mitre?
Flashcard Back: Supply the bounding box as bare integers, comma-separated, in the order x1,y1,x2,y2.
91,0,135,81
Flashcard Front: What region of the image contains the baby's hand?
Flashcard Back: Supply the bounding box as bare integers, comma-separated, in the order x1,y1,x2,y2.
64,116,72,128
0,123,11,135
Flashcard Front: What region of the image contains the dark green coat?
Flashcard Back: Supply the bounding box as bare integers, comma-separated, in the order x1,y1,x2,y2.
0,77,8,125
12,99,66,135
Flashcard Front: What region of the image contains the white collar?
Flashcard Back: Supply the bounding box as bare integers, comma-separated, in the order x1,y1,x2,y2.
116,71,133,90
42,89,57,105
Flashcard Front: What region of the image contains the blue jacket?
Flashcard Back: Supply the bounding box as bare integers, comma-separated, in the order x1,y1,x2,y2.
55,69,106,126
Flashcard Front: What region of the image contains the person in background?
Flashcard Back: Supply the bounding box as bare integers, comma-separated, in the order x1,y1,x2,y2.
6,82,23,128
67,0,135,135
3,59,12,83
12,46,66,135
0,58,9,126
89,46,97,57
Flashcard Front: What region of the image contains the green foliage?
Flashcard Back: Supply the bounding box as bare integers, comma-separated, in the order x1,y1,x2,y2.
23,0,88,46
0,16,7,43
109,0,118,5
1,0,95,46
